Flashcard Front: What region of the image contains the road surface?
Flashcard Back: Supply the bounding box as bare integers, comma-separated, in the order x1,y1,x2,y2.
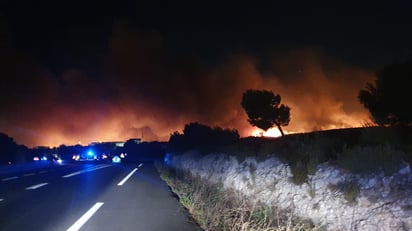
0,161,201,231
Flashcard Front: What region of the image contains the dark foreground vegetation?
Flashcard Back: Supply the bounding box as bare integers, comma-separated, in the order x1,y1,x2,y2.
238,126,412,184
161,124,412,230
168,124,412,184
0,133,30,164
157,163,316,231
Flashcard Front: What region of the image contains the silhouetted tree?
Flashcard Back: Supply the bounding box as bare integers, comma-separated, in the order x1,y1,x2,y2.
168,122,239,152
358,61,412,126
210,126,240,146
123,140,165,162
0,133,29,164
182,122,213,146
241,89,290,136
168,131,186,151
0,133,17,164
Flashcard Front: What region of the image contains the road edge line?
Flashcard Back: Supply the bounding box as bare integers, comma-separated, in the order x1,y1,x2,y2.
26,182,49,190
66,202,104,231
117,168,138,186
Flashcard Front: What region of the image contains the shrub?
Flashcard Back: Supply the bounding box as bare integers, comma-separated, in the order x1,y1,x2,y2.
336,144,405,175
157,163,319,231
329,180,360,204
359,126,402,147
264,134,338,185
168,122,240,153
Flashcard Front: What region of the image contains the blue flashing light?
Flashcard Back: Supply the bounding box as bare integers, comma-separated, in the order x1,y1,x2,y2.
112,155,121,163
87,150,94,157
164,153,172,165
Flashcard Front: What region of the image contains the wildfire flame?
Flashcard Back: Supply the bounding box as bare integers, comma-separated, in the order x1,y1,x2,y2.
0,24,375,147
251,128,283,138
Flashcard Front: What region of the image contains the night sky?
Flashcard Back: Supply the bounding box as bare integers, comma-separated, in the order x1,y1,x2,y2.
1,0,411,147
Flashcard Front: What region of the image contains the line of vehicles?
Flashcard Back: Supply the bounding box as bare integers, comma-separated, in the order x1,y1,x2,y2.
70,149,126,163
33,149,127,164
29,139,163,165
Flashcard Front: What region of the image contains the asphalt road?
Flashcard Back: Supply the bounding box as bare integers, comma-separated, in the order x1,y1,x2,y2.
0,160,201,231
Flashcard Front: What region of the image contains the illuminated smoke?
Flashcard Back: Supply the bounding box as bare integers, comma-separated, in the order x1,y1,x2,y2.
0,23,374,147
257,49,375,136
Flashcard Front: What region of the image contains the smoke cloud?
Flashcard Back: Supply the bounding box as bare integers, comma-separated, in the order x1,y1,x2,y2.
0,22,374,147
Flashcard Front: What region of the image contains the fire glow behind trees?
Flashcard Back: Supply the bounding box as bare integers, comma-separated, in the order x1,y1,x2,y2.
0,1,410,147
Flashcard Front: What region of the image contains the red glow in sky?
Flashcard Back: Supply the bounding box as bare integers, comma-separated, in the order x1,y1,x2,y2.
0,17,384,147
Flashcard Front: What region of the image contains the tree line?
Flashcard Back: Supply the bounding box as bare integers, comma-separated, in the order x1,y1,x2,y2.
241,60,412,136
1,61,411,163
170,60,412,151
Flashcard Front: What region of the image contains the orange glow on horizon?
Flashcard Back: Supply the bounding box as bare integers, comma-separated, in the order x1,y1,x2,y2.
248,121,369,138
250,127,283,138
1,48,376,148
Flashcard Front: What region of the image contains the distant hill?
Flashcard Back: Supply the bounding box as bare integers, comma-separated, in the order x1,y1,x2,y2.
0,133,29,164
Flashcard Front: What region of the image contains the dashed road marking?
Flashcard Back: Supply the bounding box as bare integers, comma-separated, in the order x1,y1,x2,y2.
26,183,49,190
62,164,111,178
66,202,104,231
117,168,138,186
23,173,36,177
1,176,19,181
138,163,143,167
0,199,3,202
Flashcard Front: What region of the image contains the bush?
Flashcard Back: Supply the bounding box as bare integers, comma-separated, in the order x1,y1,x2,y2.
336,144,405,175
359,126,402,147
168,122,240,152
329,180,360,204
157,163,318,231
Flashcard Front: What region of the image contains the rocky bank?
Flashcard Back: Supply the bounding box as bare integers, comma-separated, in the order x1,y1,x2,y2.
168,152,412,231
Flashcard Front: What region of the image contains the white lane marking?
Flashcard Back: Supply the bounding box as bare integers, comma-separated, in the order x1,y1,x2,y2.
62,171,83,178
26,183,48,190
138,163,143,167
24,173,36,177
0,199,3,202
117,168,138,186
62,164,111,178
2,176,19,181
66,202,104,231
39,171,48,174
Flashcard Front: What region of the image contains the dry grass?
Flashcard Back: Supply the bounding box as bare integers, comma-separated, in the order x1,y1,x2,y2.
156,163,322,231
236,127,411,181
158,126,412,230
